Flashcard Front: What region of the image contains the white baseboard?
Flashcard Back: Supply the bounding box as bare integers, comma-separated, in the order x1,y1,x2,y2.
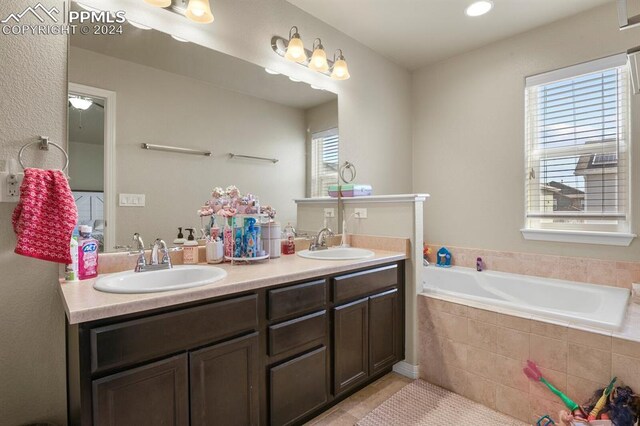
392,361,419,379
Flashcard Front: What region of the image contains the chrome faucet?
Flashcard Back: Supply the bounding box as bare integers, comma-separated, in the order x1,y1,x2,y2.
149,239,173,270
129,234,177,272
309,227,334,251
131,233,147,272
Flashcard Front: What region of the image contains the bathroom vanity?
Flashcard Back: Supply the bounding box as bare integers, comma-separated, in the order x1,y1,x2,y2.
62,253,405,425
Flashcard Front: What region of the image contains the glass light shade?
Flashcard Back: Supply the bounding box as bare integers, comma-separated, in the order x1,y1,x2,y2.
185,0,214,24
144,0,171,7
309,48,329,72
69,97,93,110
331,58,350,80
285,37,307,63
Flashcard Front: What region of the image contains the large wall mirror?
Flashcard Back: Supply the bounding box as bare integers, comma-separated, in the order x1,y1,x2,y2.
67,17,339,252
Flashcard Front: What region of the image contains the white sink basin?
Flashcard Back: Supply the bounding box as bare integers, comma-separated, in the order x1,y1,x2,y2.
297,247,375,261
93,265,227,294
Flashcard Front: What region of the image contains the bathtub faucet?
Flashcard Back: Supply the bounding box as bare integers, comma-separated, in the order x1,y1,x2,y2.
476,257,484,272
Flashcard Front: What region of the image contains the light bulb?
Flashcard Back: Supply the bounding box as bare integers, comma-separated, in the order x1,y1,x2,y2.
144,0,171,7
465,1,493,17
309,39,329,72
185,0,214,24
284,27,307,63
69,97,93,111
331,50,350,80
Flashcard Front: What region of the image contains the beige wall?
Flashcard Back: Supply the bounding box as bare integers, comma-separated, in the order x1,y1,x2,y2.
0,0,412,423
70,47,307,246
69,141,104,192
413,3,640,261
0,1,68,425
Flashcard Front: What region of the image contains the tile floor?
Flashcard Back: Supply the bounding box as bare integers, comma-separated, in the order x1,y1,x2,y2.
305,373,412,425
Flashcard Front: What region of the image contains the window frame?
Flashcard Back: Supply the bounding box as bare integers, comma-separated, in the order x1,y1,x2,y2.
309,127,339,198
521,54,635,246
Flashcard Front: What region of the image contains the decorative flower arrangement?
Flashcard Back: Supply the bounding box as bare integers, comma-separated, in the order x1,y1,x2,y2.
197,185,277,220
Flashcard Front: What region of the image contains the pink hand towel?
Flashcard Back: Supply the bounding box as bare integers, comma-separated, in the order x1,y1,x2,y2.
12,168,78,264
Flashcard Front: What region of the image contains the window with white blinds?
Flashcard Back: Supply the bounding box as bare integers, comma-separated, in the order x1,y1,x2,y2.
524,54,631,237
310,128,339,197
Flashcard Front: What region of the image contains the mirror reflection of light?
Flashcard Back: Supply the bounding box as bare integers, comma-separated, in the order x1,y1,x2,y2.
69,97,94,111
171,35,189,43
265,68,280,75
289,76,302,83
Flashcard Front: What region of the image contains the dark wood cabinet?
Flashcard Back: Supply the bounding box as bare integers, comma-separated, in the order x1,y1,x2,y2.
333,297,369,395
190,333,260,426
270,346,328,425
92,354,189,426
369,288,400,375
68,261,405,426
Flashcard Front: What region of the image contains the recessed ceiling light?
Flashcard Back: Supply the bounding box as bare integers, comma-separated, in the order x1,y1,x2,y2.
171,35,189,42
128,20,152,30
288,76,301,83
465,1,493,17
265,68,280,75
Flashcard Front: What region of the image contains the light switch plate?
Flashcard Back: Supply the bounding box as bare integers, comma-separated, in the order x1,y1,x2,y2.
119,193,146,207
354,208,368,219
0,171,24,203
324,208,335,218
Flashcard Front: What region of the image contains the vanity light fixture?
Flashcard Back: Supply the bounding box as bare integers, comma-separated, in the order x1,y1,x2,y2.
284,26,307,63
309,38,329,72
272,28,350,79
330,49,350,80
144,0,171,7
128,20,152,30
69,96,94,111
185,0,214,24
465,1,493,17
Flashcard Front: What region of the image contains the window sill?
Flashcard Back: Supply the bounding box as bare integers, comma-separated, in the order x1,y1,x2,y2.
520,229,636,246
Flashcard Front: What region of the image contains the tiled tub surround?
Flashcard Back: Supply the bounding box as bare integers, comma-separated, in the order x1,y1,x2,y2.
424,245,640,290
417,295,640,423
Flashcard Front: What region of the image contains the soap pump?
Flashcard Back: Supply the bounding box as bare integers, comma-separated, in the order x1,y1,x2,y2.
182,228,199,264
173,227,186,245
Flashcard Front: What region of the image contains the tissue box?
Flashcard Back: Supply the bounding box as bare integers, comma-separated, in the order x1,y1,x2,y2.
328,184,372,198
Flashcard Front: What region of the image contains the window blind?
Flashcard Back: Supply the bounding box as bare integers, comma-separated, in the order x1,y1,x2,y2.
310,128,339,197
524,55,630,232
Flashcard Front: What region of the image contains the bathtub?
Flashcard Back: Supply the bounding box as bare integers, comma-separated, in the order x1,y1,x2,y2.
422,266,630,330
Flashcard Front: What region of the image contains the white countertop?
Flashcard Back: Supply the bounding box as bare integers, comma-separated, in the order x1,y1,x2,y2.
59,249,407,324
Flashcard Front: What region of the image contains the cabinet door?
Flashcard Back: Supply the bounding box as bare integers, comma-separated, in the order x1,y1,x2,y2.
333,297,369,395
190,333,260,426
92,354,188,426
369,288,399,375
270,346,328,426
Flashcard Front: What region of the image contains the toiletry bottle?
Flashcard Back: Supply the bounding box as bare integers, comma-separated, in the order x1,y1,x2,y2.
173,227,186,245
77,225,99,280
223,219,233,261
244,218,257,258
183,228,199,264
281,223,296,255
65,227,80,282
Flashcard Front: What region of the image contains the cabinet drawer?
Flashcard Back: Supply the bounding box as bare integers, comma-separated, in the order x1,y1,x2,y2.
333,264,398,303
268,280,326,321
270,346,328,426
90,294,258,373
268,310,326,356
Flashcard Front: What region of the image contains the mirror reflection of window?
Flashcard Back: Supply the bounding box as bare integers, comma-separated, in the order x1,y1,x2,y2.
310,128,339,198
68,94,106,252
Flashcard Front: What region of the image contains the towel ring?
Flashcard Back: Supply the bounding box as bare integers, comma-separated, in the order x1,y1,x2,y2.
339,161,356,183
18,136,69,172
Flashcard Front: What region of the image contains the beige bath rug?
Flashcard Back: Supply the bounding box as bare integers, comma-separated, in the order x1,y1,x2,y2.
357,379,527,426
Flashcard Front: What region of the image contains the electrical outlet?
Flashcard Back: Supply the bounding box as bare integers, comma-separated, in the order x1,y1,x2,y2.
324,208,335,218
0,171,23,202
354,208,368,219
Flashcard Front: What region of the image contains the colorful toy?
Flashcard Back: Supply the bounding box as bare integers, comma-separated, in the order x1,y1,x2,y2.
588,377,617,421
524,360,586,419
436,247,451,267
